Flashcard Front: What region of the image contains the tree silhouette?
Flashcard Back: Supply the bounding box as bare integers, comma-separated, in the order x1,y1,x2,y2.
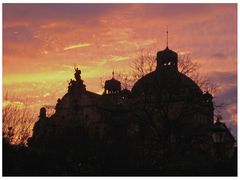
3,94,36,146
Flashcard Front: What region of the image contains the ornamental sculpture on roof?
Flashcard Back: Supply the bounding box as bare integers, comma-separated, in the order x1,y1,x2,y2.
74,67,81,82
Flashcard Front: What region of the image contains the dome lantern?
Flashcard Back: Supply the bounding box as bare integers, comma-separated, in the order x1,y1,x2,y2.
156,46,178,71
156,28,178,71
104,71,121,95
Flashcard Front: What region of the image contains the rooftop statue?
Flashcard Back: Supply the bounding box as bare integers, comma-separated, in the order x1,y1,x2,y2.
74,67,81,82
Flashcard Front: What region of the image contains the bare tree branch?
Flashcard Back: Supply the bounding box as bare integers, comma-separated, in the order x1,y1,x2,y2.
2,95,37,146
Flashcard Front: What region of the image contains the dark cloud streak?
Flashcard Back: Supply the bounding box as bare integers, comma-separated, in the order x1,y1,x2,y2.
3,4,127,25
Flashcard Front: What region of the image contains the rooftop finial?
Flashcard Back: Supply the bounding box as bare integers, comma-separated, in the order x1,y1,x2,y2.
166,25,168,48
112,70,115,79
216,115,222,123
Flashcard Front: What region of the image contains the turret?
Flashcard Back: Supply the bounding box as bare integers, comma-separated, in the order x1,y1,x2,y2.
104,71,121,95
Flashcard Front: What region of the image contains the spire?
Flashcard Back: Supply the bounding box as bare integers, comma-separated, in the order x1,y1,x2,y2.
166,25,168,48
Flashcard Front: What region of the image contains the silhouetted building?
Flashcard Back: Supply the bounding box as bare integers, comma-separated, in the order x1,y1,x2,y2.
28,45,235,173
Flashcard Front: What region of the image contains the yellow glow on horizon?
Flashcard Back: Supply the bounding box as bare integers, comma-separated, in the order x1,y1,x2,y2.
3,66,116,87
3,71,72,85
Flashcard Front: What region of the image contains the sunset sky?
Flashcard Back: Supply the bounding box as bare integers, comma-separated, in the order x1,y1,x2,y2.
2,4,237,137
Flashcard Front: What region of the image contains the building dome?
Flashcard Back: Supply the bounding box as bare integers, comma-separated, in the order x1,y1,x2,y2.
132,46,202,98
132,70,202,97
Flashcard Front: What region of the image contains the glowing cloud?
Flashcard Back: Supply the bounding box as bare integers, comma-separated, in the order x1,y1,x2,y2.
111,55,129,62
63,43,91,51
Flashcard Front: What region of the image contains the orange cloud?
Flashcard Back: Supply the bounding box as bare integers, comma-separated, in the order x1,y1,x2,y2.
63,43,91,51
